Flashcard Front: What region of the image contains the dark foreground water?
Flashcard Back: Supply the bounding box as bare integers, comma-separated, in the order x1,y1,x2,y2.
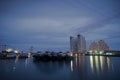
0,56,120,80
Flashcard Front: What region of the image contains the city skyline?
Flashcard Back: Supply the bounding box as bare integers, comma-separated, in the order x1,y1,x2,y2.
70,34,86,54
0,0,120,51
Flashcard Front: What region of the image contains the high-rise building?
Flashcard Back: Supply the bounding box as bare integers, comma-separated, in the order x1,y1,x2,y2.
70,34,86,55
89,40,109,51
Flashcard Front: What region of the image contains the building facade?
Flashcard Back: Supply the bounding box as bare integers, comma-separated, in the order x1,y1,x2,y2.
89,40,109,51
70,34,86,55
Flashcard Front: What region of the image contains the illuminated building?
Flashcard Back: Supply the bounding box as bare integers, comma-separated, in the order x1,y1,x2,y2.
89,40,109,51
70,34,86,55
89,40,109,55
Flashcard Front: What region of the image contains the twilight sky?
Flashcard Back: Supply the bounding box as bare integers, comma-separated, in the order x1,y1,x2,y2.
0,0,120,52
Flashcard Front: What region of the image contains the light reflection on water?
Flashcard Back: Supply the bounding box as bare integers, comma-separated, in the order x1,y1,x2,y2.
89,56,112,73
0,56,120,80
70,56,88,80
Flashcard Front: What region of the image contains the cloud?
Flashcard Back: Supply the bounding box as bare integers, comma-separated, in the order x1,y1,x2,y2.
0,15,93,51
0,0,120,51
84,23,120,42
3,16,93,36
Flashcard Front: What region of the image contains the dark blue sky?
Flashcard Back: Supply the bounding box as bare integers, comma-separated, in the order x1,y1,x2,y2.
0,0,120,51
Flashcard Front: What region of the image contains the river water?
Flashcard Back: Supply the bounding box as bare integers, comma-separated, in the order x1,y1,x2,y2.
0,56,120,80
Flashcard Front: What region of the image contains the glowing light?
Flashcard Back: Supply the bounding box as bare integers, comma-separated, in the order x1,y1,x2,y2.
75,54,77,57
14,50,19,53
27,53,31,58
95,56,99,72
106,53,112,55
76,55,78,66
70,61,73,72
107,57,110,69
89,50,93,54
70,53,73,56
15,56,19,63
100,56,103,71
6,48,12,52
90,56,94,72
99,51,103,54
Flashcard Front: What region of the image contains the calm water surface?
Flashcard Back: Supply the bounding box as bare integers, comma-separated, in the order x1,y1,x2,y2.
0,56,120,80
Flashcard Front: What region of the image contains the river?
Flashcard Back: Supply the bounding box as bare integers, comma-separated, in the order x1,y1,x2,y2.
0,56,120,80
